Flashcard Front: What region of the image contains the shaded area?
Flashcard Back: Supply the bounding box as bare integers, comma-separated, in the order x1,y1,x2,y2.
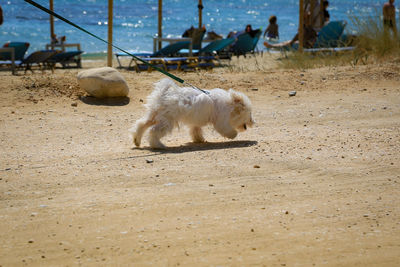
80,96,130,106
133,140,258,153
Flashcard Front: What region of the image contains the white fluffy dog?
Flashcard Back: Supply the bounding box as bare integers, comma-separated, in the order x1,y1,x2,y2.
129,78,254,149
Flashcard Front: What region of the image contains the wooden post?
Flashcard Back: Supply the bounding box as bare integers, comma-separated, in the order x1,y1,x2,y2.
107,0,113,67
299,0,304,52
198,0,203,28
50,0,54,41
158,0,162,50
320,0,324,28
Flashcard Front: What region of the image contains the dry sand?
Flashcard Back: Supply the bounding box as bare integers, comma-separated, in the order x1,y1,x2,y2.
0,55,399,266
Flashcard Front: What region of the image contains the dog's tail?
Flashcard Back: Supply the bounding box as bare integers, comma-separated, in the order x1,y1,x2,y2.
145,78,177,109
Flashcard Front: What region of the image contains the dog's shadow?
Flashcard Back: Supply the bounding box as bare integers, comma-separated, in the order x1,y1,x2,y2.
133,140,258,153
80,96,130,106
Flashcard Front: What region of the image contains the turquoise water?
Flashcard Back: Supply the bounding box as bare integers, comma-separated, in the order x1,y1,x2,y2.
0,0,386,56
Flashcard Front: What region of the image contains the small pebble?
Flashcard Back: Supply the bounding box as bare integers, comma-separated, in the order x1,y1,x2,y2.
146,159,153,163
71,102,78,107
253,165,260,168
289,91,297,96
251,88,258,91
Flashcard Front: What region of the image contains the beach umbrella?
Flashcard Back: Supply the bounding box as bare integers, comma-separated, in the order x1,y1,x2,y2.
198,0,203,28
49,0,54,40
157,0,162,50
299,0,304,51
107,0,113,67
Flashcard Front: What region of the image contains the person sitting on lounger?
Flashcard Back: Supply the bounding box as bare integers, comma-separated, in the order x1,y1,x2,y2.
51,34,66,45
228,24,261,39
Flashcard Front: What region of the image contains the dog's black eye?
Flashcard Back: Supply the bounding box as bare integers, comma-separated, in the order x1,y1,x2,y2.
243,124,247,130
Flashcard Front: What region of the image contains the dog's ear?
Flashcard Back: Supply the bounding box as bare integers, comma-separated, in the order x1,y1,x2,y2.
229,89,244,105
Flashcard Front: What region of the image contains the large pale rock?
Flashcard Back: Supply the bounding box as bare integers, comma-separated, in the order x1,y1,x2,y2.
77,67,129,98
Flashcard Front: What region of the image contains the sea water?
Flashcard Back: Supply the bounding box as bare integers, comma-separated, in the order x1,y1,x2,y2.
0,0,385,57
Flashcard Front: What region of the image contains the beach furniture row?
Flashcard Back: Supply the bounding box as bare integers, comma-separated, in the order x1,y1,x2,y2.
0,42,83,74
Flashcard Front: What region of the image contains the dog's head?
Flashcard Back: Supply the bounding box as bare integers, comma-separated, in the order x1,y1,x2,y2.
228,89,255,132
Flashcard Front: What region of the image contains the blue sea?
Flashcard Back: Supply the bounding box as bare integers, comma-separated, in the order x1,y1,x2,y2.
0,0,384,56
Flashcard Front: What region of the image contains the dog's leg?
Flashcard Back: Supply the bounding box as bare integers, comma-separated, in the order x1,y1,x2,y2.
148,120,172,149
214,121,238,139
190,126,205,143
129,115,155,147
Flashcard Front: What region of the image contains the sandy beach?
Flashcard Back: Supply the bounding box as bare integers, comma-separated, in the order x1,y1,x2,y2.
0,54,399,266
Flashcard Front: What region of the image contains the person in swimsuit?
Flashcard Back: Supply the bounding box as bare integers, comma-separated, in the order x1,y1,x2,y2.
264,15,279,39
383,0,397,37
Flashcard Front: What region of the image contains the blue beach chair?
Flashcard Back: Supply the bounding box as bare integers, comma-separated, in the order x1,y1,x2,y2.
18,50,58,73
231,31,262,57
289,21,350,51
267,21,354,54
115,41,190,68
199,38,235,55
131,55,216,72
0,42,30,61
303,21,355,53
313,20,347,48
47,50,83,68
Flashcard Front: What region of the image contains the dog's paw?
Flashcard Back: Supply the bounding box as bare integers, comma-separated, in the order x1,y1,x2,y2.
224,130,238,139
193,138,205,143
149,139,166,149
134,136,141,147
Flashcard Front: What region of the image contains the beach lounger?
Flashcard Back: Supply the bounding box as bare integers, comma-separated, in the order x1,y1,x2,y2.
179,38,235,59
0,42,30,74
0,42,30,61
115,41,190,68
231,31,262,57
47,50,83,68
298,21,355,53
275,20,351,53
303,46,355,53
313,20,347,48
18,50,58,73
199,38,235,55
131,56,216,72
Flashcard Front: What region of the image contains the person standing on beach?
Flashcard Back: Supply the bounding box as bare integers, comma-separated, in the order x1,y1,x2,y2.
383,0,397,36
263,15,279,40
